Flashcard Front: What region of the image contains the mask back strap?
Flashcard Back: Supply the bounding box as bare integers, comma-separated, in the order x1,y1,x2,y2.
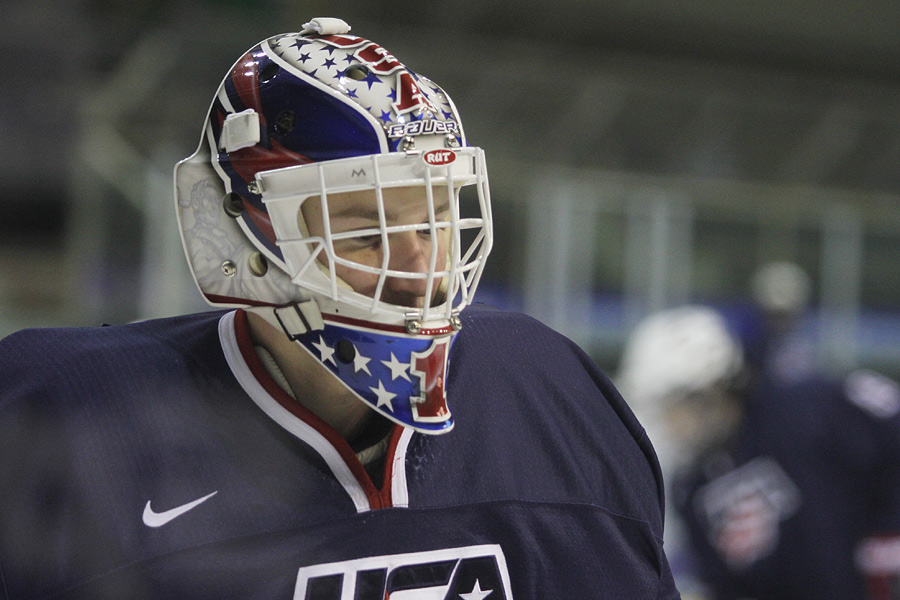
248,300,325,341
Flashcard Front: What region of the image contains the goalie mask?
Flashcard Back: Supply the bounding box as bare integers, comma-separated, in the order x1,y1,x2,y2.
174,18,493,434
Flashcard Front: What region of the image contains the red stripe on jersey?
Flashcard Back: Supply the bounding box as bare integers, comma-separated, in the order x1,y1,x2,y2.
232,309,397,507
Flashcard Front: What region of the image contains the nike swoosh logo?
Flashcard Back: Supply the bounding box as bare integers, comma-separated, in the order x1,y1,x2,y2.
142,491,218,528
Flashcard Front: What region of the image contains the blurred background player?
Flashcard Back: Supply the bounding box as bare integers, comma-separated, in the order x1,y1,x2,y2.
618,303,900,600
0,18,680,599
617,305,745,599
744,261,816,385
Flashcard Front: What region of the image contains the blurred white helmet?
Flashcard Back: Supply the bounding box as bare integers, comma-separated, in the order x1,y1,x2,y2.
618,306,743,410
618,306,745,479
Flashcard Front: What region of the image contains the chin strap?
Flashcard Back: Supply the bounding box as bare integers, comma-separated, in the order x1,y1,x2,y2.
248,300,325,340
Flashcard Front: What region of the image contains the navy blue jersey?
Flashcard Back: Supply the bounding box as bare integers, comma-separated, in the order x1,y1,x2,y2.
672,370,900,600
0,304,679,600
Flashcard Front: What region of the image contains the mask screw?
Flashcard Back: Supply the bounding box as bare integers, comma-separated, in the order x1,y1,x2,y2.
247,181,261,195
222,261,237,277
400,136,416,152
336,339,356,364
450,314,463,331
275,110,296,134
405,319,422,334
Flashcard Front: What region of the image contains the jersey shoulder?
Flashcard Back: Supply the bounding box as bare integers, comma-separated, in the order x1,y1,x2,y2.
0,310,228,407
457,303,645,439
452,303,666,527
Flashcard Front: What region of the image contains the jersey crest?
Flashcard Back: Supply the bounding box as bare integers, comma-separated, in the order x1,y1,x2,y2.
695,457,801,569
294,544,514,600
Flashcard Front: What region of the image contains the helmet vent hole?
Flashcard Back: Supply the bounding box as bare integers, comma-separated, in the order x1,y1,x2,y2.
223,192,244,217
345,65,369,81
248,252,269,277
336,339,356,364
259,61,280,82
275,110,296,134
